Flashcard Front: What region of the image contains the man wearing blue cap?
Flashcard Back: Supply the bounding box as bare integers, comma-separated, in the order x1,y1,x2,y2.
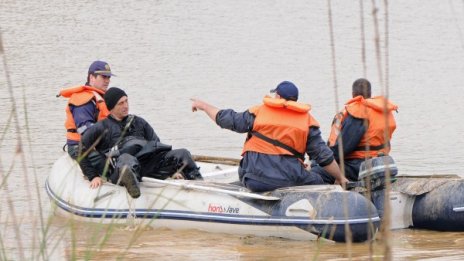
58,61,115,159
191,81,348,192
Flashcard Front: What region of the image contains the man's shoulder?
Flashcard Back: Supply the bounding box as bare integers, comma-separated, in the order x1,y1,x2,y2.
131,115,149,124
123,115,151,131
89,119,107,130
80,118,107,141
248,104,262,115
341,114,365,129
70,99,96,110
92,116,119,129
68,91,96,106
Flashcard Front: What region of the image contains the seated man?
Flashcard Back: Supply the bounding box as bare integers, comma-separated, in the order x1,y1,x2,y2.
59,60,114,159
321,78,398,183
191,81,348,192
79,87,203,198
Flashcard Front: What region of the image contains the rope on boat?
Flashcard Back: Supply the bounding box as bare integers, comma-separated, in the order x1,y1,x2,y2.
192,155,240,166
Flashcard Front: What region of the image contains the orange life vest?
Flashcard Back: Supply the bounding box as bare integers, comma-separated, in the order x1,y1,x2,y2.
327,95,398,159
59,85,109,142
327,109,348,147
242,96,319,158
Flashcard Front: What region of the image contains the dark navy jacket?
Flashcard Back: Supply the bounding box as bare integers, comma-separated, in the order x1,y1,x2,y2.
67,102,99,145
216,109,335,187
329,114,366,181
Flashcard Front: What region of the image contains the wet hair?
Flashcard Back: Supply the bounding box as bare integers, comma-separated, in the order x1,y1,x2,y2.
352,78,371,98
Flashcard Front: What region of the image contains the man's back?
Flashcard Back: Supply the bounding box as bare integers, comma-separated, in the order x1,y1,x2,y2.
325,78,398,182
343,96,397,160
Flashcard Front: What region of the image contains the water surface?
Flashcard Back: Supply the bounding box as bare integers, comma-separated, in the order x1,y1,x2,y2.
1,0,464,260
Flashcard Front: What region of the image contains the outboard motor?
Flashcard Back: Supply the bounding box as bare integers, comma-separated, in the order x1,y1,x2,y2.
358,155,398,190
352,155,398,218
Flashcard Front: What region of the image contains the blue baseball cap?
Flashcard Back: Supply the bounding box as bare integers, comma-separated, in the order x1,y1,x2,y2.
270,81,299,101
88,61,115,76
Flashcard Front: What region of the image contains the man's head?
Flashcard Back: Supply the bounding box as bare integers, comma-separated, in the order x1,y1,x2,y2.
270,81,299,101
86,61,114,92
104,87,128,120
352,78,371,98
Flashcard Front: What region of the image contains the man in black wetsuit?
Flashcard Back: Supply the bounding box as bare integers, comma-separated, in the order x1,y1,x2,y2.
79,87,203,198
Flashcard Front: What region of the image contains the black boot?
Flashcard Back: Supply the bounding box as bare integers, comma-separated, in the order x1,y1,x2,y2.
183,167,203,180
118,166,141,198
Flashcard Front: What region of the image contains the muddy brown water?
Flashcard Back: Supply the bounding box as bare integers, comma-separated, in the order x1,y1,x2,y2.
1,0,464,260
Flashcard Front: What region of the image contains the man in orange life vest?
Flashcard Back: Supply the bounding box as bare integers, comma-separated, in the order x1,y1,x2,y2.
59,61,114,159
319,78,398,183
191,81,348,192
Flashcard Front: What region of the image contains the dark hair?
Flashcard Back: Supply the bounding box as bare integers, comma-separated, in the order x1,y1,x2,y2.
85,73,96,86
352,78,371,98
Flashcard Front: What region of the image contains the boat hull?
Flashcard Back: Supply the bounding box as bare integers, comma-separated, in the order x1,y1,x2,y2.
46,154,380,242
412,180,464,231
367,177,464,231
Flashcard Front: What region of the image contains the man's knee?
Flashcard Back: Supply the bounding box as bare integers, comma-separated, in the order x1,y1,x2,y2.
166,149,197,168
308,166,334,184
169,148,192,160
243,177,278,192
110,153,141,183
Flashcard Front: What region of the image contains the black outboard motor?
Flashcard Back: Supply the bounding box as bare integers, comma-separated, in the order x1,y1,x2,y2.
358,155,398,190
355,155,398,218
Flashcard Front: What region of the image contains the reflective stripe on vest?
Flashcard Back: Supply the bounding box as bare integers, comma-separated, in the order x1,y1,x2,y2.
76,124,90,134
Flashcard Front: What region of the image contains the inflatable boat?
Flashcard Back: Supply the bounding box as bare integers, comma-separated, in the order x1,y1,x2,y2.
46,154,380,242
